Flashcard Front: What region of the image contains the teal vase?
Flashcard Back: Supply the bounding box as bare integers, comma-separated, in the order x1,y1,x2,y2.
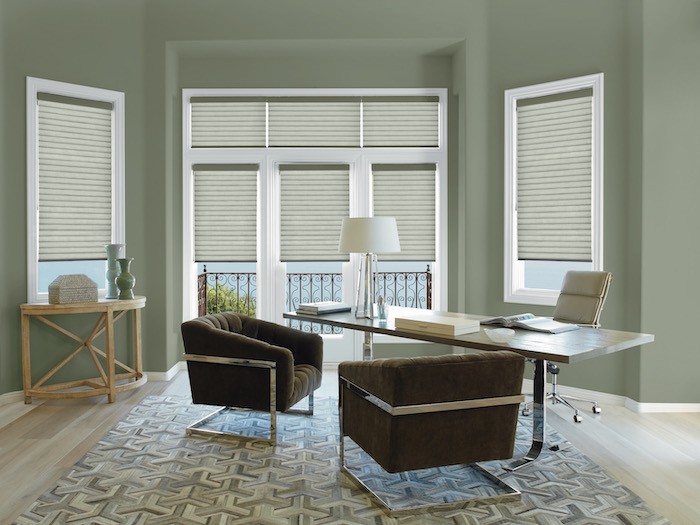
104,244,125,299
116,258,136,300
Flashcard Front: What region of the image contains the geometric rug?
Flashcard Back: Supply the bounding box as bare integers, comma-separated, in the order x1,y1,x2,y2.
15,396,671,525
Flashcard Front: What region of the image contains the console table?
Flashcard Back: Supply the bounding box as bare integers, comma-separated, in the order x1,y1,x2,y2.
284,306,654,470
20,296,147,404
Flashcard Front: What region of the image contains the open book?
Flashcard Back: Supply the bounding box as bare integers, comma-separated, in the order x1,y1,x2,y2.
480,313,579,334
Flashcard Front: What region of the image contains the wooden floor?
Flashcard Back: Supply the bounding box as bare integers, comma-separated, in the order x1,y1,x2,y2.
1,371,698,524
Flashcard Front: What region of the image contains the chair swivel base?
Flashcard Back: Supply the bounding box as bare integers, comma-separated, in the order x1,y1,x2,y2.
522,391,601,423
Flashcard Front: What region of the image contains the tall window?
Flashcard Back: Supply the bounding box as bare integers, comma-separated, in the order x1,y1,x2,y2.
182,88,447,326
26,77,124,303
504,73,603,305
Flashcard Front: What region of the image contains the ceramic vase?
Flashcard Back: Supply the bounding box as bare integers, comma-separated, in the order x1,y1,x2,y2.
104,244,125,299
116,258,136,300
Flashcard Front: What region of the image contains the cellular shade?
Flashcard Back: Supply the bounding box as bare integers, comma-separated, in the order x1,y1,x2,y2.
372,164,436,261
516,96,593,262
194,165,258,262
363,97,439,147
190,97,266,147
280,164,350,262
37,94,113,261
269,98,360,147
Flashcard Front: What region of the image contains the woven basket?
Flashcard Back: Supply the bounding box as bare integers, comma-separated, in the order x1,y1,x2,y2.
48,274,98,304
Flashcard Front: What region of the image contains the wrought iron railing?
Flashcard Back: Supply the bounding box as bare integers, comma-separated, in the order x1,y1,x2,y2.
197,266,432,335
198,266,257,317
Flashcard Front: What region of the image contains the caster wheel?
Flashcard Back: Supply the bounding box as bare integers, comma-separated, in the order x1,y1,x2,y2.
522,408,531,417
573,414,583,423
592,406,602,414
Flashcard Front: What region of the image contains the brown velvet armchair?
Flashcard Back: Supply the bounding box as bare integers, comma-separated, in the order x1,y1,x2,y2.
338,351,525,512
181,312,323,442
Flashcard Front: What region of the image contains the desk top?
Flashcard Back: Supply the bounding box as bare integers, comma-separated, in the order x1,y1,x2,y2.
284,306,654,364
21,296,147,314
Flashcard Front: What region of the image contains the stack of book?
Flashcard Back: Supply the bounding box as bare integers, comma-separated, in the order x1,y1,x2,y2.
296,301,351,315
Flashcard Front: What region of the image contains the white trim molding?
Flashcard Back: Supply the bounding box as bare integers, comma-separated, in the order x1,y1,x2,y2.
146,361,187,382
26,77,125,304
504,73,604,306
181,88,449,343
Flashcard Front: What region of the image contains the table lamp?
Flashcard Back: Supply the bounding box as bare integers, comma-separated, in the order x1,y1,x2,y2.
338,217,401,318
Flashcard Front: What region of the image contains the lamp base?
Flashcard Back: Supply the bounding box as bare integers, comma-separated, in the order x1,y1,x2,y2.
354,253,377,319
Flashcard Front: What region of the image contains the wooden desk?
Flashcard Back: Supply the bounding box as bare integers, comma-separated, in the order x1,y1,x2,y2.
21,296,147,404
284,306,654,470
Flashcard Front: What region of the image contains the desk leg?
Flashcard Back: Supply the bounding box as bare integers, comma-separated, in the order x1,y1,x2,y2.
506,358,546,471
106,310,115,403
362,332,373,361
21,313,32,404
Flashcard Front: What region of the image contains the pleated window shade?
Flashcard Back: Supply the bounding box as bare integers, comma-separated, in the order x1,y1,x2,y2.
269,98,360,147
189,96,440,149
194,165,258,262
373,164,436,261
37,95,113,261
363,97,439,147
190,97,266,148
516,96,593,262
280,164,350,262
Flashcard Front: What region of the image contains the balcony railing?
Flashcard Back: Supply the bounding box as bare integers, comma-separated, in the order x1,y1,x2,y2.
198,267,257,317
197,265,432,334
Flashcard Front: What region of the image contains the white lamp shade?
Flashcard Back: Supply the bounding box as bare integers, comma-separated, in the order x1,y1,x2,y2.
338,217,401,254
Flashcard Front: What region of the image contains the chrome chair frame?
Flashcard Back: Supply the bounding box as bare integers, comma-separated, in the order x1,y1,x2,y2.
339,377,523,515
184,353,314,443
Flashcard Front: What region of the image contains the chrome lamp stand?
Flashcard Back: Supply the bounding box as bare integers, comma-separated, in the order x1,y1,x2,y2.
355,252,377,319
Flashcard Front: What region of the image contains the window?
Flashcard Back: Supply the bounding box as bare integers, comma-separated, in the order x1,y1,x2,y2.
504,73,603,306
26,77,124,303
183,88,447,331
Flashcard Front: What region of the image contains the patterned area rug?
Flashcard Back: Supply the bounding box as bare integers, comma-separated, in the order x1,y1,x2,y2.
16,396,670,525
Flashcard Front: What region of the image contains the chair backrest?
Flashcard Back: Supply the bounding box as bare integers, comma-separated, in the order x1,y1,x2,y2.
553,271,612,327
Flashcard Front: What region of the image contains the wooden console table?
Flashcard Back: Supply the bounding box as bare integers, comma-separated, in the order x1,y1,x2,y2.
20,296,147,403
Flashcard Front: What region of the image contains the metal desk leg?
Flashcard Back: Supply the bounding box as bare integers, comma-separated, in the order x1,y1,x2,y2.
362,332,373,361
506,358,546,471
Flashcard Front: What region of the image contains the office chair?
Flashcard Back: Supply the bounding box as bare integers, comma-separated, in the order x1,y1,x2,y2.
522,270,612,423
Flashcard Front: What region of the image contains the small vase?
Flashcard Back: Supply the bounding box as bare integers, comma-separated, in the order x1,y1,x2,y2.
116,258,136,300
104,244,125,299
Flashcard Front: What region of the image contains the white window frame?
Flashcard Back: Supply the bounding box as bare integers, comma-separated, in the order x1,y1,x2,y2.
26,77,125,303
182,88,448,323
504,73,603,306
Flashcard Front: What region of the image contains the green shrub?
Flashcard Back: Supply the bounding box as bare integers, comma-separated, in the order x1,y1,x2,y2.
206,285,256,316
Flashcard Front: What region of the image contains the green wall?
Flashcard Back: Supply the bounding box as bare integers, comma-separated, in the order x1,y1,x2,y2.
0,0,695,403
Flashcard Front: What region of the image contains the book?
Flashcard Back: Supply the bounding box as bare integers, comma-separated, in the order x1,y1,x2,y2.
480,313,579,334
296,301,351,314
394,314,480,337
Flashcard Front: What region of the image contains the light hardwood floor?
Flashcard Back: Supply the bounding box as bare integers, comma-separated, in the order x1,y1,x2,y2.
0,372,698,524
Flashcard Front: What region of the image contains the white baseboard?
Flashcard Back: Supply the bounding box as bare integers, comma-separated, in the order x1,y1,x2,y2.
146,361,187,382
0,390,27,407
522,378,700,413
625,399,700,413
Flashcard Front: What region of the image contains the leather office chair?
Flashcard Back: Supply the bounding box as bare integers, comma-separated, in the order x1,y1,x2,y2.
522,270,612,423
339,351,525,513
181,312,323,442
